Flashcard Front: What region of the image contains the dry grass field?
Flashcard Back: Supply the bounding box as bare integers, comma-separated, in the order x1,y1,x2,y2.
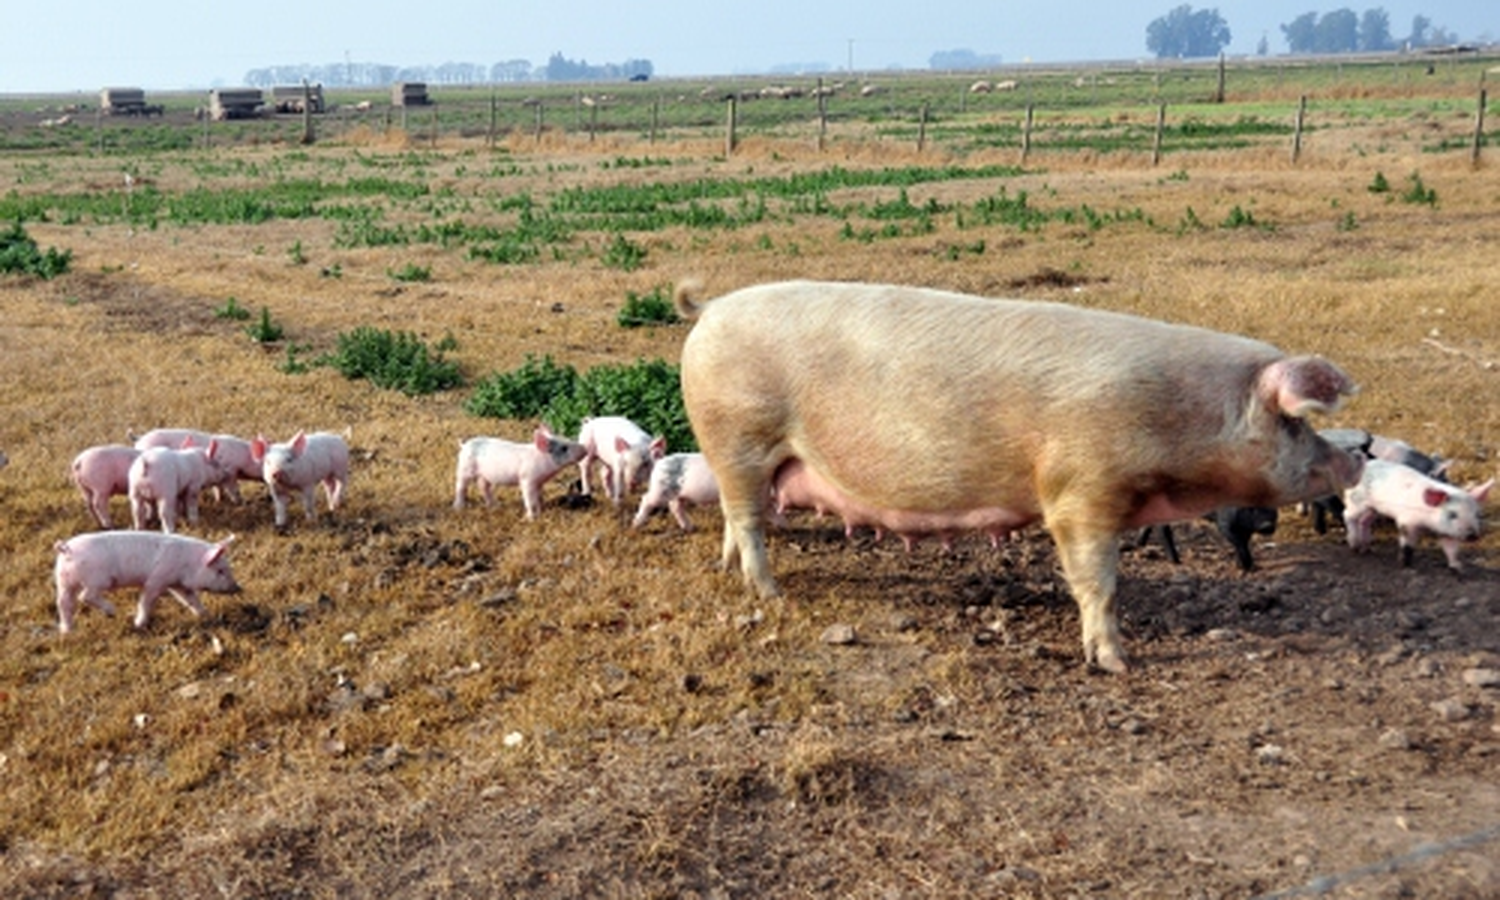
1,68,1498,897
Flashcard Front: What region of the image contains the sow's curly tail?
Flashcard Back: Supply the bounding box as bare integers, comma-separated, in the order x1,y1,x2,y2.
673,279,708,320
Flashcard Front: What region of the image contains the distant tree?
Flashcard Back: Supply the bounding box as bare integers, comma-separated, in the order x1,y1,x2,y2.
1358,8,1394,51
490,60,533,82
620,59,654,80
1145,5,1232,59
1282,12,1319,53
1256,33,1270,56
1314,8,1359,52
928,48,1003,70
1405,14,1456,48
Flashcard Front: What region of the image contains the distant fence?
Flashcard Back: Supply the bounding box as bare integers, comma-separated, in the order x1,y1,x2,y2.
20,51,1496,161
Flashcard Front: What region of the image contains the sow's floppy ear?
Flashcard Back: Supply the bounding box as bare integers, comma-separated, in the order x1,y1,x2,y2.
1257,356,1358,418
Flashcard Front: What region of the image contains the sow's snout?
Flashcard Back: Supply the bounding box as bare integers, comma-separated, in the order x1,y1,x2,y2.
1308,437,1365,501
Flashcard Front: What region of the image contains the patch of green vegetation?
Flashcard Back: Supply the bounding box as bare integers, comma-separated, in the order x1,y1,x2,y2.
466,354,693,451
1368,171,1391,193
1220,205,1259,229
617,286,679,328
319,327,462,396
214,296,252,321
465,354,579,421
602,233,647,271
388,262,432,282
245,307,284,343
0,221,72,279
1400,172,1437,206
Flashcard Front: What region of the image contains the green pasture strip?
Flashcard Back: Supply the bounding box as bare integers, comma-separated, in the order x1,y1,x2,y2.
0,175,429,226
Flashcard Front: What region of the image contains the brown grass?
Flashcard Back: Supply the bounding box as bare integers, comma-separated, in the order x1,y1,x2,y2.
1,107,1497,895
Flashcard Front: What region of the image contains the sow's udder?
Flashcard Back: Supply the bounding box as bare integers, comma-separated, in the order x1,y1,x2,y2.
772,459,1036,542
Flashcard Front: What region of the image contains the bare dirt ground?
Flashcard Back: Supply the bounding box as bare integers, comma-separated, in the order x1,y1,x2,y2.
8,442,1498,898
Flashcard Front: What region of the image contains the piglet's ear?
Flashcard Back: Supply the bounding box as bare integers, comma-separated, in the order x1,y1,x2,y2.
533,429,551,452
650,436,667,458
1259,356,1358,418
1470,479,1495,504
614,436,631,453
250,436,268,462
1421,487,1448,508
289,430,308,454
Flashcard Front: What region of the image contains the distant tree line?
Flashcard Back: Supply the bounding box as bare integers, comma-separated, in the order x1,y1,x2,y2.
1280,10,1457,53
243,54,652,88
1145,5,1466,60
928,49,1003,70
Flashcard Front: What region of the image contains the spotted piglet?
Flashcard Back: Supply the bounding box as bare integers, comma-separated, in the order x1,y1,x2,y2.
1343,458,1493,571
632,452,720,531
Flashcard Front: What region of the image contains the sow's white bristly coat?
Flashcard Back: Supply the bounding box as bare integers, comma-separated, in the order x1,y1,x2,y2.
676,280,1365,674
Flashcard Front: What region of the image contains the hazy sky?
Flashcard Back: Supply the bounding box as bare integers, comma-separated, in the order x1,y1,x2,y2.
3,2,1493,94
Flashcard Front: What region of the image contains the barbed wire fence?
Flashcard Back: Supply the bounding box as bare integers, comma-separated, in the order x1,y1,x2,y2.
1252,821,1500,899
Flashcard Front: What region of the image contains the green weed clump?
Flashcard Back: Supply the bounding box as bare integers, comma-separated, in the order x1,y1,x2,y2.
616,286,680,328
0,221,72,279
1220,205,1258,229
214,296,252,320
467,354,693,451
245,307,284,343
602,233,647,271
321,327,462,396
1400,172,1437,206
388,262,432,282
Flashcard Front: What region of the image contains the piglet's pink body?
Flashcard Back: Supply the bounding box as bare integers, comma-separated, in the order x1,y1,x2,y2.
250,431,350,530
632,452,721,531
454,428,587,519
71,444,140,528
53,531,241,633
128,442,225,533
577,416,666,506
1343,458,1492,570
134,428,263,502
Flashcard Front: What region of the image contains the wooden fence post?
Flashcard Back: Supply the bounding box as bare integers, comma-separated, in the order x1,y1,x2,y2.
589,101,598,142
300,80,315,145
431,105,439,148
1473,89,1488,165
650,97,659,145
488,94,497,148
917,102,928,152
1152,102,1166,166
725,96,737,156
1215,53,1226,104
817,77,828,151
1020,103,1034,164
1292,95,1307,163
535,102,544,143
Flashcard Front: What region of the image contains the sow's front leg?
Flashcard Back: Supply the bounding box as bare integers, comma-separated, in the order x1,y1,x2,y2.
1049,519,1129,673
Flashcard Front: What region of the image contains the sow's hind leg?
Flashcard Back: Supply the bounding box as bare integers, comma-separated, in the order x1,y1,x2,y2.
714,465,780,599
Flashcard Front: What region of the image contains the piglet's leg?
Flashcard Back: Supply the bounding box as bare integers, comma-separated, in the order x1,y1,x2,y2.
169,588,208,618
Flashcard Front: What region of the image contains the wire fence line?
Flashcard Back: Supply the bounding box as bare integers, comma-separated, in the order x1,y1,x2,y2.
1252,821,1500,899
